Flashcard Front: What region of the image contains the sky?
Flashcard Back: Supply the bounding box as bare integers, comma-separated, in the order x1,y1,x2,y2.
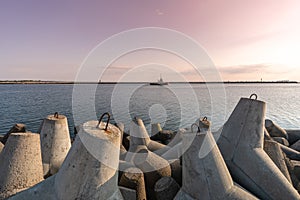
1,0,300,82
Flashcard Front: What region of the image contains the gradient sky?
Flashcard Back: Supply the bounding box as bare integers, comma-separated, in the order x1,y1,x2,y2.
1,0,300,81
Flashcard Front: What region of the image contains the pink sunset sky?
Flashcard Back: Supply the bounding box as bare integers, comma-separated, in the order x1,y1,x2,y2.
1,0,300,82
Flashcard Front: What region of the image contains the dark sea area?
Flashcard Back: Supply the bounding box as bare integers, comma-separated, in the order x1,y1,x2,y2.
0,83,299,135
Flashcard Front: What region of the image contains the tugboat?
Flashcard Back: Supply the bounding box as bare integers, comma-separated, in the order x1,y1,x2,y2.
149,74,168,86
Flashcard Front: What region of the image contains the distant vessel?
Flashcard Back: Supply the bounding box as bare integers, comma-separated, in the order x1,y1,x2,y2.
149,75,168,86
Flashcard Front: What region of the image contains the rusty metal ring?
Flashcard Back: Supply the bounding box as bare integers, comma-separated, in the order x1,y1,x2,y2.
249,93,258,100
202,116,208,121
97,112,110,131
54,112,59,118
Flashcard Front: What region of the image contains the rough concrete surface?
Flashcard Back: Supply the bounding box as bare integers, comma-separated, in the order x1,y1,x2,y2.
39,114,71,177
175,130,257,200
8,121,124,200
0,132,44,199
217,97,299,199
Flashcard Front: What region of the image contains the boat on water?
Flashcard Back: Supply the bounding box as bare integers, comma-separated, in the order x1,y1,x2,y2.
149,75,168,86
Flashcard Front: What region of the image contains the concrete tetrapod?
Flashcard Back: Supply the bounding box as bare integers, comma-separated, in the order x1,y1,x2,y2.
129,118,170,154
151,123,174,145
133,148,171,200
119,167,147,200
158,130,186,160
174,129,257,200
0,132,44,200
280,144,300,161
290,140,300,152
217,95,300,199
264,127,273,141
39,113,71,177
291,160,300,179
119,186,136,200
1,123,26,144
272,137,289,146
285,158,300,193
265,119,288,139
9,117,124,200
151,123,162,137
263,140,292,183
168,159,182,186
154,176,180,200
286,130,300,145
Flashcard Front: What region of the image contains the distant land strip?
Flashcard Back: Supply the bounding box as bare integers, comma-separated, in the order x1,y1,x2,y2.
0,80,298,84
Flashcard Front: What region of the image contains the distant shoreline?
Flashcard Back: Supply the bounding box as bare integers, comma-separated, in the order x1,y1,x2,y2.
0,80,298,84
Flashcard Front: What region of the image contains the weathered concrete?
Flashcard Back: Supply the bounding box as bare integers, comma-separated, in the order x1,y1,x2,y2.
129,118,169,153
133,148,171,200
10,180,124,200
165,129,185,148
130,118,151,146
168,159,182,186
273,137,290,146
119,167,146,200
151,123,162,137
280,144,300,161
284,157,300,193
0,132,44,199
39,113,71,177
151,130,174,145
160,141,183,161
8,175,56,200
159,129,192,161
291,160,300,180
154,176,180,200
264,128,273,140
151,123,174,145
217,97,299,199
265,119,288,139
119,160,136,171
118,160,136,183
10,120,124,200
125,144,149,164
1,124,26,144
196,116,211,130
55,120,123,200
286,130,300,145
175,129,257,200
116,122,125,146
264,140,292,183
120,145,127,160
291,140,300,152
160,130,197,162
119,186,136,200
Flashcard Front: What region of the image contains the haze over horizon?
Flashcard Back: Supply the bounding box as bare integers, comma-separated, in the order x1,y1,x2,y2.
1,0,300,82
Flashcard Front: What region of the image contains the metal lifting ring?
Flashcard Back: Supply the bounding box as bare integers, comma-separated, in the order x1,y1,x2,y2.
202,116,208,121
97,112,111,131
249,93,258,100
54,112,59,118
191,123,200,133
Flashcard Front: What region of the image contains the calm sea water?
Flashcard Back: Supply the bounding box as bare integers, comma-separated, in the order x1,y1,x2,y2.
0,83,299,135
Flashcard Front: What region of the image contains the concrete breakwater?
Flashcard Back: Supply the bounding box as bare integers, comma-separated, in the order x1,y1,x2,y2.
0,95,300,199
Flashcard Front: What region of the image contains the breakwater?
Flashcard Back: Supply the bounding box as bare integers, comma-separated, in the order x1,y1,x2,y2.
1,94,300,199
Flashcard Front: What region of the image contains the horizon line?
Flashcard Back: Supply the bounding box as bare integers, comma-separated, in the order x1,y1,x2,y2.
0,80,298,84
